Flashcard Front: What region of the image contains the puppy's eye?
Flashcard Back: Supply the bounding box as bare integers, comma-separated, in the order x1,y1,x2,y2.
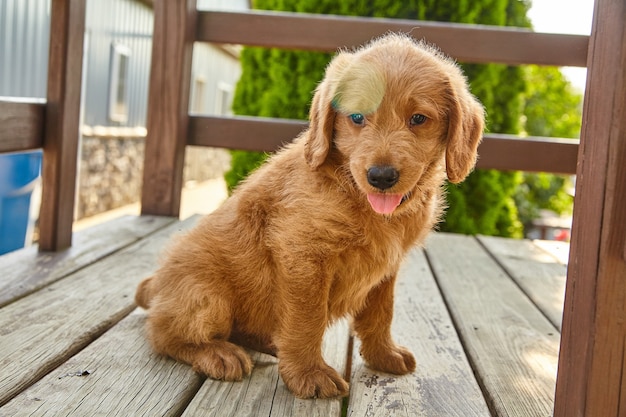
349,113,366,126
409,114,427,126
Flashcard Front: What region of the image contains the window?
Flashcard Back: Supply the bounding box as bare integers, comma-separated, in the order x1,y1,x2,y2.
109,43,131,123
191,76,206,113
215,82,233,116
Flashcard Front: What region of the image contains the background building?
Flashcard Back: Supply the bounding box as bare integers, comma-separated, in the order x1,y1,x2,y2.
0,0,246,219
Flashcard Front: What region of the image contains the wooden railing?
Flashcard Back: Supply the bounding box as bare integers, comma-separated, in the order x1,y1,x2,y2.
188,115,580,175
0,99,45,153
197,10,589,66
141,6,589,219
185,10,585,176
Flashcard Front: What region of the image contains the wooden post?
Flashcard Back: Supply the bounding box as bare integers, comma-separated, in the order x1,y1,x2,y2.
38,0,86,251
140,0,196,216
554,0,626,415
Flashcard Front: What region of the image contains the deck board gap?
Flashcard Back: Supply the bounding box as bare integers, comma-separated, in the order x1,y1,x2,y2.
171,375,207,417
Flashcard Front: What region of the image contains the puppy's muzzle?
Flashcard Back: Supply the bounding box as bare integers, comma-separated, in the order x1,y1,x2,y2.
367,165,399,190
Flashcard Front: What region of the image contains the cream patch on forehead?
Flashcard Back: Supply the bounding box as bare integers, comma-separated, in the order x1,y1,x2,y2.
332,62,386,115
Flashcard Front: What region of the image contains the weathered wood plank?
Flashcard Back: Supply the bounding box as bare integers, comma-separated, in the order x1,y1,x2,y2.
347,248,491,417
197,10,589,67
38,0,86,251
0,217,197,406
0,215,176,308
532,239,570,265
141,0,195,216
182,350,280,417
425,233,559,417
182,320,350,417
188,116,578,174
0,99,45,153
0,310,203,416
555,0,626,415
477,235,567,330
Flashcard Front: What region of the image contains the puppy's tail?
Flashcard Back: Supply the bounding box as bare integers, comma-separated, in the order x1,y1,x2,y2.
135,276,155,309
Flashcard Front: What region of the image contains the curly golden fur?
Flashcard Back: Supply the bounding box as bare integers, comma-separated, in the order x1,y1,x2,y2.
135,33,484,399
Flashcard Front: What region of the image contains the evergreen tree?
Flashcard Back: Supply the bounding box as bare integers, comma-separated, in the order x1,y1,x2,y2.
226,0,579,238
523,66,582,139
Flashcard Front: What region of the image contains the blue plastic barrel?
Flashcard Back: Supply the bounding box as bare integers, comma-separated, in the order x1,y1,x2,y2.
0,151,43,254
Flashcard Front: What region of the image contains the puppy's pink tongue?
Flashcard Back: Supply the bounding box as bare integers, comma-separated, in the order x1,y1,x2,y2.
367,193,403,215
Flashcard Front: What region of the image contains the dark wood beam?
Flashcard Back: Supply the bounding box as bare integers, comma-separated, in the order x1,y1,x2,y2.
475,134,579,175
188,115,579,174
141,0,196,216
197,10,589,67
0,99,45,153
555,0,626,415
38,0,86,251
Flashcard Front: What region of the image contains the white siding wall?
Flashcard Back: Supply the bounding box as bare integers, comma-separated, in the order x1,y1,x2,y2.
0,0,50,98
83,0,153,127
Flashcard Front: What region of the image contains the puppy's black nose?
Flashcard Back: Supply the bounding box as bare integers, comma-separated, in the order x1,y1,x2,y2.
367,165,399,190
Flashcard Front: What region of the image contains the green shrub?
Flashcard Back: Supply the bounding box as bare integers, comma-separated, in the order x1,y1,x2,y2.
224,150,267,193
225,0,581,238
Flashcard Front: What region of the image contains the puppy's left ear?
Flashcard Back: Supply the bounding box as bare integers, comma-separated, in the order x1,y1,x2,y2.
445,80,485,183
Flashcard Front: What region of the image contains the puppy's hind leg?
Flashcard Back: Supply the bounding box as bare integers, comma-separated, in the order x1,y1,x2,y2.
135,276,154,309
173,340,253,381
147,296,253,381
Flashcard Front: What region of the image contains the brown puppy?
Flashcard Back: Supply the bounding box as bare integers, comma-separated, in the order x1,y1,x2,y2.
135,33,484,399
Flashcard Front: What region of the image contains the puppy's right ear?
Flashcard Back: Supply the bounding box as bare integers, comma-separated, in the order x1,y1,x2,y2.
304,83,336,169
304,53,352,169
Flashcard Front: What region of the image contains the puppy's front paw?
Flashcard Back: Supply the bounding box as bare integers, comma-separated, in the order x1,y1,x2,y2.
362,344,416,375
280,362,349,399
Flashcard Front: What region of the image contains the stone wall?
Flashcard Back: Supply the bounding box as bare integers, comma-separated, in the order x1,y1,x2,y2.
77,136,230,219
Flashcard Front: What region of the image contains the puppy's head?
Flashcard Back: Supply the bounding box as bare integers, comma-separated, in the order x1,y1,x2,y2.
304,33,484,215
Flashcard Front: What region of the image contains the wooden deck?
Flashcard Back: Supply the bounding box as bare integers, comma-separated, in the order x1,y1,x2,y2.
0,215,567,416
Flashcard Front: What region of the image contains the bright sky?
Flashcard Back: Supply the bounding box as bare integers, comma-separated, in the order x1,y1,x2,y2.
528,0,595,91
